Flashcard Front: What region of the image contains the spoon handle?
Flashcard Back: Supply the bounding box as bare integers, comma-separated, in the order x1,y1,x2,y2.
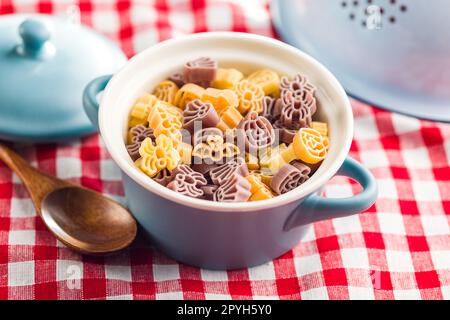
0,143,70,214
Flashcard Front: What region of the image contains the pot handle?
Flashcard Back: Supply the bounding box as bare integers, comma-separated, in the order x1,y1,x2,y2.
83,75,113,130
284,157,378,231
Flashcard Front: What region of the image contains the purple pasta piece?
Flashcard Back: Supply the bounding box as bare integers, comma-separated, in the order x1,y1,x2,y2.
127,125,155,160
127,144,141,161
280,73,316,97
213,173,251,202
261,96,282,122
201,184,218,200
153,168,172,186
270,163,310,195
209,157,249,186
166,165,207,198
191,163,219,175
169,72,184,87
273,119,297,144
279,90,315,129
183,99,220,133
236,111,275,152
183,57,217,88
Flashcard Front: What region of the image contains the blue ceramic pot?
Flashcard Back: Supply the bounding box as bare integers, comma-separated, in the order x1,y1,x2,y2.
83,33,378,270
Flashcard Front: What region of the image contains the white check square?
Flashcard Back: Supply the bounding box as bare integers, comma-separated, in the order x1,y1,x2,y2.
204,293,232,300
360,150,389,168
153,264,180,282
392,114,421,134
376,179,399,199
377,212,406,235
385,250,414,272
8,230,35,245
100,159,122,181
354,115,379,140
10,198,36,218
8,261,35,286
430,250,450,270
133,30,159,53
301,287,329,300
412,181,441,202
393,289,421,300
56,157,82,179
92,10,119,33
105,265,132,282
333,213,363,234
248,261,276,281
206,4,233,31
156,291,183,300
402,148,431,169
340,248,370,269
421,215,450,236
294,254,322,277
348,286,375,300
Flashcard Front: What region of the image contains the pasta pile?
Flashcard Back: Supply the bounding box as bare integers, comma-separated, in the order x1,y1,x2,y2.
126,57,329,202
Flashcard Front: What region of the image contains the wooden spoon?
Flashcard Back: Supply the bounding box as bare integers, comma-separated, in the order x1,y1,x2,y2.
0,143,137,255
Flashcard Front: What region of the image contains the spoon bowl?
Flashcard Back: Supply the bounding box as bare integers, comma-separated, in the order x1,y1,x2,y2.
42,187,137,255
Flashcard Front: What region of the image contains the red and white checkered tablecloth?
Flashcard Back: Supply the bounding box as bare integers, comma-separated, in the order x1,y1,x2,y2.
0,0,449,300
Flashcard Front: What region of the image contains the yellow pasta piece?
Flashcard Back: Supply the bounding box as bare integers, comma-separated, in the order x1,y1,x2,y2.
246,174,273,201
234,80,264,115
216,106,243,131
245,153,260,170
247,69,280,97
192,134,240,163
292,128,328,164
148,100,182,130
259,144,290,174
153,120,183,147
177,142,193,164
174,83,205,109
251,170,274,187
153,80,179,105
202,88,239,114
138,135,180,177
311,121,328,137
212,68,244,89
128,94,159,127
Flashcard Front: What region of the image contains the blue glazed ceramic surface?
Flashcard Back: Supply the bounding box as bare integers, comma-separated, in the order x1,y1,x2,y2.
0,14,127,142
271,0,450,122
82,33,378,269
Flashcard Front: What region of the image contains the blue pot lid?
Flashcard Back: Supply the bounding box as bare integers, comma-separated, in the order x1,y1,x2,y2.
271,0,450,123
0,14,127,142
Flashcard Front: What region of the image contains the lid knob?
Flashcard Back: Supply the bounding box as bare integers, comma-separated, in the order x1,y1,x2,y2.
18,19,54,58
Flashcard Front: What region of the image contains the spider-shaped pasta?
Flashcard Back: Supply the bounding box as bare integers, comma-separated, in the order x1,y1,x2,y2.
233,80,264,115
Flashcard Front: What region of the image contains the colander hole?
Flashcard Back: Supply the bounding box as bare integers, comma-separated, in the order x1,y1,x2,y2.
389,16,396,23
353,0,358,6
349,13,355,20
400,5,407,12
341,1,347,7
390,0,396,4
367,0,372,3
